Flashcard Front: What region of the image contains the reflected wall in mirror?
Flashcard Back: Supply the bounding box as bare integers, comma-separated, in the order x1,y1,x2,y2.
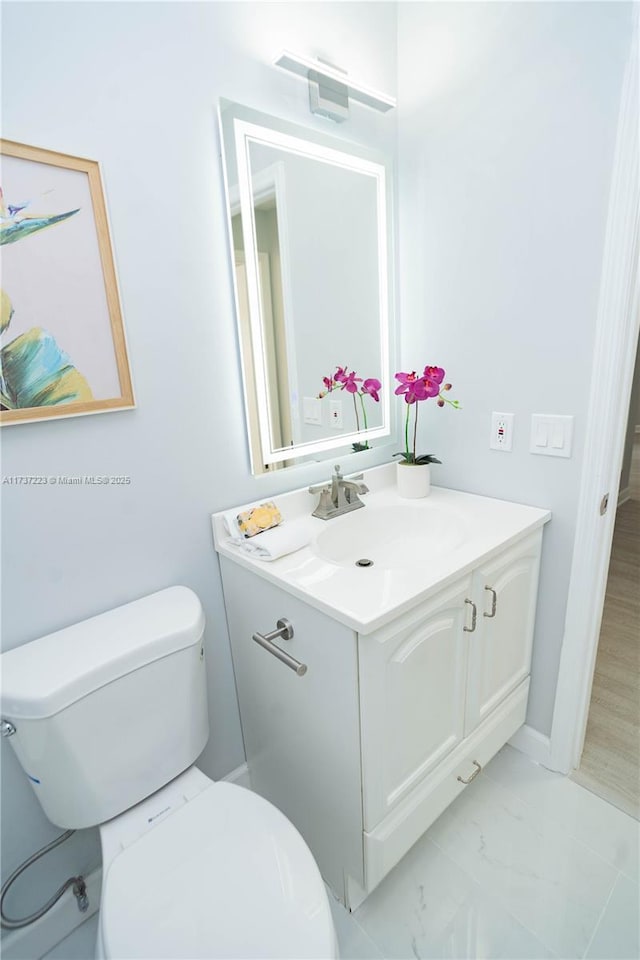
219,100,393,475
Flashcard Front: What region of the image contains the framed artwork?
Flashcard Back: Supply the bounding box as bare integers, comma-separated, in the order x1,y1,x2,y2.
0,140,134,425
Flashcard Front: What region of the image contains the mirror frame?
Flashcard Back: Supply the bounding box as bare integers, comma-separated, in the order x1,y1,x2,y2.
219,100,394,473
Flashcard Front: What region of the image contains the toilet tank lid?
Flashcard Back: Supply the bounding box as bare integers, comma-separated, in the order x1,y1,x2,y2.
0,587,205,719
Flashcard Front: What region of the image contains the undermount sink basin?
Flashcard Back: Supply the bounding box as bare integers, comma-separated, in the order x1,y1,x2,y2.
312,505,468,570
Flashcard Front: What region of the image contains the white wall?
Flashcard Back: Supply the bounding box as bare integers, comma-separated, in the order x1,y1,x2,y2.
396,1,634,735
0,0,396,921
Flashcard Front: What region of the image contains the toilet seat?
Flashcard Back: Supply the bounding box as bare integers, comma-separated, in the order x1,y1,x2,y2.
100,780,337,959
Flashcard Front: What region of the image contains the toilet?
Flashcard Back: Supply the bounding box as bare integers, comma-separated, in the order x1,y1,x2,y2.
0,587,338,959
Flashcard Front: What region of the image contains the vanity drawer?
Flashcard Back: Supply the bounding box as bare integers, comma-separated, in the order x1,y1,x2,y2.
363,677,529,894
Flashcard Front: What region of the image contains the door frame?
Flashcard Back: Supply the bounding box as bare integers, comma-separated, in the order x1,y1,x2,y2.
549,16,640,774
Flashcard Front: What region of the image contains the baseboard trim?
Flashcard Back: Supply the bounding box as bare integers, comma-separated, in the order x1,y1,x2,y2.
0,867,101,960
618,485,631,506
222,761,251,789
509,723,553,768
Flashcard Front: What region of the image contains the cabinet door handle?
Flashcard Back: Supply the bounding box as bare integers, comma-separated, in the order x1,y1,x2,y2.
252,618,308,676
457,760,482,784
483,586,497,618
463,599,477,632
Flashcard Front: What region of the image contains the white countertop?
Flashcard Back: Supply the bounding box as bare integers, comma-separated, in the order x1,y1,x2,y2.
212,463,551,635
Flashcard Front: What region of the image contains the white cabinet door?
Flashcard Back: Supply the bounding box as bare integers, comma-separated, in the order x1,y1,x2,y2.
464,531,542,735
359,575,473,831
219,558,365,901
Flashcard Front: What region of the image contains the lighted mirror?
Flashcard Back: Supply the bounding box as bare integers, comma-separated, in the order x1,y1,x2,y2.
219,100,393,475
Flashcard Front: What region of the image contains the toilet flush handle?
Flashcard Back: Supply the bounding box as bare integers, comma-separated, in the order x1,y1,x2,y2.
1,719,16,738
252,619,308,676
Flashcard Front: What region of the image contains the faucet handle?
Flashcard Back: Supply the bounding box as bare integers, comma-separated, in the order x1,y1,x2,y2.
311,486,337,520
309,482,330,495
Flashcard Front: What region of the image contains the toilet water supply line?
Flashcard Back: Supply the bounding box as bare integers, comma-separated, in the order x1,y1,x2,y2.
0,829,89,929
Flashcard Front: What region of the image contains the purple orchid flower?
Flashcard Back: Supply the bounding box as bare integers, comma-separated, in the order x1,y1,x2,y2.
362,378,381,403
339,370,363,394
394,371,429,404
423,365,445,383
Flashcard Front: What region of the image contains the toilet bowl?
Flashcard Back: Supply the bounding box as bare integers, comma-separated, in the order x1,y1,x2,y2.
96,767,337,959
0,587,338,959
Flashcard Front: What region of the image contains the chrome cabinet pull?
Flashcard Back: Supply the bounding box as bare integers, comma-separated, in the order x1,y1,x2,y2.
483,585,497,618
463,599,477,632
252,618,307,676
457,760,482,784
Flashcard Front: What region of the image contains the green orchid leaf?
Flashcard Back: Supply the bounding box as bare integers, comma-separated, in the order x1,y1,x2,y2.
0,209,80,246
393,452,442,465
0,327,92,409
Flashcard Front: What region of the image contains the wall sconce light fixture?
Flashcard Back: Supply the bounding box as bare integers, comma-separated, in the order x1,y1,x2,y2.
273,50,396,123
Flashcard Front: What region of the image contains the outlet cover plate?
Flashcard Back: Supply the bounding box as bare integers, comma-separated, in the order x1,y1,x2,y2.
329,397,343,429
490,412,514,451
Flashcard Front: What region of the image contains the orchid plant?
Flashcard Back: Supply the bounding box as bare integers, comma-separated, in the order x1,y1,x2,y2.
319,365,381,451
394,365,460,465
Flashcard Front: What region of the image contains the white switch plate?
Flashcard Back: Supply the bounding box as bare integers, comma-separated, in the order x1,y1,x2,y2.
530,414,574,457
303,397,322,426
490,412,514,451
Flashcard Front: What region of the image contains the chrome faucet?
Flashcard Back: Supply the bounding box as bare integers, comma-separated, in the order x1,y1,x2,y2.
309,465,369,520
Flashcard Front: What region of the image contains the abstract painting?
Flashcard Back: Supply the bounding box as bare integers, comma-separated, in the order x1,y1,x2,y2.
0,140,134,425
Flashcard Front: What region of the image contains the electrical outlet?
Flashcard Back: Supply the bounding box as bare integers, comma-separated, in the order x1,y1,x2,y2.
329,398,343,429
490,412,514,451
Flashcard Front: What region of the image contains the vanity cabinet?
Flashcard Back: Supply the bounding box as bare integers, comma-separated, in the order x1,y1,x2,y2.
357,532,541,899
219,527,543,910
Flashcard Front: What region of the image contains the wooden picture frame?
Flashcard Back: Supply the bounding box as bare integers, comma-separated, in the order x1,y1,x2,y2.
0,140,134,425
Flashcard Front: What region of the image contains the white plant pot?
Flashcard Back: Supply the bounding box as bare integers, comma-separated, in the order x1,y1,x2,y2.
396,461,431,499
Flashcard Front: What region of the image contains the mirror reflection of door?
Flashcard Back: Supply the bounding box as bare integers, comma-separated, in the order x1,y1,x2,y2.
233,210,293,473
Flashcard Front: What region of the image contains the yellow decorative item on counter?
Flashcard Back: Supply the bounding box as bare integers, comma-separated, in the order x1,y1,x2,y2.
236,502,282,538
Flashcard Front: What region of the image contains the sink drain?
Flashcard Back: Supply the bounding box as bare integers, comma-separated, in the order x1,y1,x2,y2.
355,558,374,568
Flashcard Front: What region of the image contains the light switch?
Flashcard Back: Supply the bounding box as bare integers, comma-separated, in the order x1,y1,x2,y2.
530,415,573,458
303,397,322,426
551,424,564,449
535,422,548,448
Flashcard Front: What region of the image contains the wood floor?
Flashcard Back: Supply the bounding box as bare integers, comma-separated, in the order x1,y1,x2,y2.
571,437,640,819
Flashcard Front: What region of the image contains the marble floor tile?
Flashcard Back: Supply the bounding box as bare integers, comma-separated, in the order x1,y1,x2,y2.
485,745,639,882
326,889,384,959
36,747,640,960
585,873,640,959
353,838,554,959
427,774,618,958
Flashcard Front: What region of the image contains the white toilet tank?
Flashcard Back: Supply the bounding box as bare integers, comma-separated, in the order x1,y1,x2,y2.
0,586,209,830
